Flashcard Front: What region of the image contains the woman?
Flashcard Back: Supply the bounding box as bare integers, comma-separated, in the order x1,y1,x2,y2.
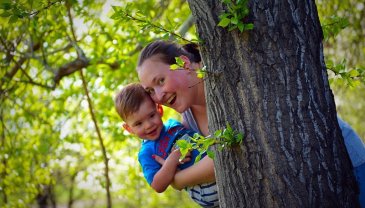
137,40,220,208
136,40,365,206
136,40,215,189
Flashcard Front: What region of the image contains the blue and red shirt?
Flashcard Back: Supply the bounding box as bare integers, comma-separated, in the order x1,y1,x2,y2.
138,119,200,185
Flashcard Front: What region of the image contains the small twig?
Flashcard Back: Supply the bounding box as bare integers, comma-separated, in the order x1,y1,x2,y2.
14,79,54,90
29,0,64,18
127,15,195,56
0,109,8,203
66,3,78,47
123,12,192,43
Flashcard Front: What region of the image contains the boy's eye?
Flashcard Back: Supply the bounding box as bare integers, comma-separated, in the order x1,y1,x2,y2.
150,113,155,118
135,122,142,126
145,88,155,95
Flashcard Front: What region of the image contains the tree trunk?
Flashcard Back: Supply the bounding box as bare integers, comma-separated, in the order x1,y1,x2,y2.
187,0,358,207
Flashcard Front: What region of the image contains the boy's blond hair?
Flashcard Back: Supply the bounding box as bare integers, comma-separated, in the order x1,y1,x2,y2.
114,83,152,121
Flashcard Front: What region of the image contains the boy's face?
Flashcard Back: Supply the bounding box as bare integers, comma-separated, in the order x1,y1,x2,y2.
123,98,163,141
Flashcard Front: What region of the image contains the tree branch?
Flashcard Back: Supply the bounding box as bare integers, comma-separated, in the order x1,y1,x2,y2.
169,14,195,40
122,11,192,43
51,2,90,86
53,53,89,85
0,109,8,204
14,79,54,90
1,42,40,82
79,68,112,208
29,0,64,18
128,14,195,56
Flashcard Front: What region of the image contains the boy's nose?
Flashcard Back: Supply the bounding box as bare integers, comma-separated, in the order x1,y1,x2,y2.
144,120,154,130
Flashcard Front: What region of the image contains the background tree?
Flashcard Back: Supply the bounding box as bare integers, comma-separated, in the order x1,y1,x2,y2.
0,0,363,207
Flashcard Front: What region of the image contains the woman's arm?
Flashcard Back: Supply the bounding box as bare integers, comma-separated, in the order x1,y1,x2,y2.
172,156,215,190
153,155,215,190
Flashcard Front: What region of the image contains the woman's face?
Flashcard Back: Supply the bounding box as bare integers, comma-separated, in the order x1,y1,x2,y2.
137,56,199,113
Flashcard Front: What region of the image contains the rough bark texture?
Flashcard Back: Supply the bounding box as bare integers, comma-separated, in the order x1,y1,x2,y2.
187,0,358,207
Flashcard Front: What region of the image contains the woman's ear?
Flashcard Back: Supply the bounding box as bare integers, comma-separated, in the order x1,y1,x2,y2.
122,123,133,134
179,55,191,70
157,104,164,117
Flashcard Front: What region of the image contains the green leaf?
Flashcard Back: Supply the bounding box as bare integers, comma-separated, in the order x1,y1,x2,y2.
195,154,202,163
170,64,180,70
8,15,18,23
207,150,215,159
349,70,359,77
196,69,206,78
237,22,244,32
218,17,231,27
214,129,222,138
175,57,184,66
176,139,188,149
230,17,238,25
218,13,229,19
245,23,254,30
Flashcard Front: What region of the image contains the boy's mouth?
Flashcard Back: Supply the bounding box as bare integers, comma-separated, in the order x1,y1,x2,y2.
147,129,157,136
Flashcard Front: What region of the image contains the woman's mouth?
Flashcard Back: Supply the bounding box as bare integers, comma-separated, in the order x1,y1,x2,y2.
166,94,176,105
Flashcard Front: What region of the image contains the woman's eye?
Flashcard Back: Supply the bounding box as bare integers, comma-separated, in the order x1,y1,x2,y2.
150,113,155,118
158,78,165,85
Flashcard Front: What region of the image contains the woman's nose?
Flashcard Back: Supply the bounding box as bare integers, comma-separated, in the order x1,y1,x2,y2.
153,88,165,103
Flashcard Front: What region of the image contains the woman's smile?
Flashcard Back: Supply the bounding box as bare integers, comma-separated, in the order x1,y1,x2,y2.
166,94,176,105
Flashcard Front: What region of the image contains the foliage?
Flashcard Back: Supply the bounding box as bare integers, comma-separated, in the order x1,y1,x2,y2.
327,59,365,87
177,124,244,163
317,0,365,141
321,15,349,41
0,0,199,207
170,57,206,78
218,0,254,32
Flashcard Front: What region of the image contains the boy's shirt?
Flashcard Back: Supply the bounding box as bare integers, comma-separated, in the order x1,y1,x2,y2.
138,119,201,185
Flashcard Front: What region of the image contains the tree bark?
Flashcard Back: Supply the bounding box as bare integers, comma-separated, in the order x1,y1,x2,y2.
187,0,358,207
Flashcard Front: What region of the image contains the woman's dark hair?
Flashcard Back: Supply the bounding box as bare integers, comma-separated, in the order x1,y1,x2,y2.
137,40,201,66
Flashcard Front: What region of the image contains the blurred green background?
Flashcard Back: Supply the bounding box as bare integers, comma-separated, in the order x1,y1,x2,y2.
0,0,364,207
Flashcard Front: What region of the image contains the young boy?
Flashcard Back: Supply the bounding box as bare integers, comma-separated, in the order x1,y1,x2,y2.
114,83,218,207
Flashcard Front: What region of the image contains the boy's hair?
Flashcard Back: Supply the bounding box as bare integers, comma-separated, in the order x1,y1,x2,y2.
114,83,152,121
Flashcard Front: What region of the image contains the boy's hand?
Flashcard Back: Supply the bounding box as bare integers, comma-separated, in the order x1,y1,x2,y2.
152,149,192,166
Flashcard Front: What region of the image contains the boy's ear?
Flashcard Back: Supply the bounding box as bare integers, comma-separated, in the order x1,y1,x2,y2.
179,55,191,70
122,123,133,134
157,104,163,117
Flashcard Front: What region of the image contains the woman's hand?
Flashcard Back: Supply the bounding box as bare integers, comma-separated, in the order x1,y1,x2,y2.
152,150,215,190
172,157,215,190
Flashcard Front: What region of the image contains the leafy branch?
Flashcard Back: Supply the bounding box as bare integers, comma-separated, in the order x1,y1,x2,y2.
321,15,349,41
177,123,244,162
218,0,253,32
327,59,365,87
110,6,193,43
170,57,207,79
0,0,64,23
